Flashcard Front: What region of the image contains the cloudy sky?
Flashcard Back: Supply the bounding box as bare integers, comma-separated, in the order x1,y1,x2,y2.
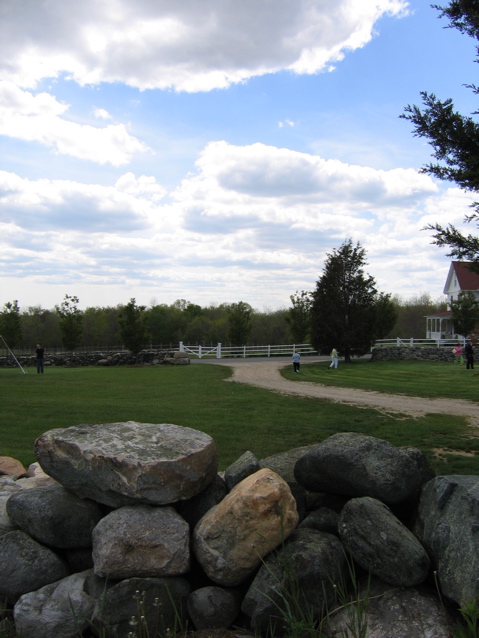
1,0,477,312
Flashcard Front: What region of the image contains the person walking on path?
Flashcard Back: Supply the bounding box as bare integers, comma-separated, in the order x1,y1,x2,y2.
292,351,301,373
464,340,475,370
329,348,338,369
453,342,464,365
36,343,45,374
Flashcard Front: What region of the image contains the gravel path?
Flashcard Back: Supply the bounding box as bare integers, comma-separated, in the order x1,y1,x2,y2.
198,358,479,427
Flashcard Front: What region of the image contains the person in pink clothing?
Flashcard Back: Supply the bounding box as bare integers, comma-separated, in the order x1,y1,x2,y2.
453,342,463,366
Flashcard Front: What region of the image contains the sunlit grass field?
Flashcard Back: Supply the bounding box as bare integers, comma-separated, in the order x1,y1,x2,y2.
281,357,479,400
0,359,478,475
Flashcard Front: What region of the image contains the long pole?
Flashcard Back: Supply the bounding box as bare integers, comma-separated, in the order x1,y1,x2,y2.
0,335,27,374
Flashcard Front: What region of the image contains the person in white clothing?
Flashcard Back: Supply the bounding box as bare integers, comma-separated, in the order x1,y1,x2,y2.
292,351,301,373
329,348,338,369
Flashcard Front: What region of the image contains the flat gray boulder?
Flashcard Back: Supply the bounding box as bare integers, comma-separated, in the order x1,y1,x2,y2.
338,497,430,587
414,475,479,605
35,421,218,507
6,484,103,548
294,432,434,505
92,505,190,578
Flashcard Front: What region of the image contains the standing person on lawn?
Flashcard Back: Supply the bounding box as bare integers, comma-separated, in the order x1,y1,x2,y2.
329,347,338,369
36,343,45,374
464,340,475,370
453,342,464,365
292,351,301,373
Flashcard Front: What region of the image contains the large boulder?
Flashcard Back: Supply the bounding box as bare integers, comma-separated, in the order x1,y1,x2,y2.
34,421,218,507
414,475,479,605
13,570,106,638
193,468,298,586
242,528,347,634
294,433,434,505
0,530,70,604
92,505,190,579
6,484,103,548
338,497,430,587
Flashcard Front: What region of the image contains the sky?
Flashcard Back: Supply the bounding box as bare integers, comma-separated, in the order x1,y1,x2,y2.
1,0,478,312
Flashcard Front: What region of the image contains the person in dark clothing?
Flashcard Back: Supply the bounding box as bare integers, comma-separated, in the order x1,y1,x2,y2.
36,343,45,374
464,340,475,370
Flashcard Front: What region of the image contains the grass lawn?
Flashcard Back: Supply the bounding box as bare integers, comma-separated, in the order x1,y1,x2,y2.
0,360,478,475
282,357,479,401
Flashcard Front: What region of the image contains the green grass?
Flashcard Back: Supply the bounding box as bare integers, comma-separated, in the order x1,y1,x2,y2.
282,358,479,401
0,361,478,475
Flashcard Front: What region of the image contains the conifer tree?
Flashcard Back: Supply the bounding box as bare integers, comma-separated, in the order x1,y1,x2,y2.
310,239,397,362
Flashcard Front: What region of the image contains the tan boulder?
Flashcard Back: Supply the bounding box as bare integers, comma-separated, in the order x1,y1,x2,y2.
193,468,298,586
0,457,27,478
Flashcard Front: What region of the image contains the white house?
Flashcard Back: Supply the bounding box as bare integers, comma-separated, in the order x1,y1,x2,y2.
425,261,479,339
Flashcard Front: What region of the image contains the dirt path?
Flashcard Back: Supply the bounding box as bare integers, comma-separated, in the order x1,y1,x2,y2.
204,358,479,427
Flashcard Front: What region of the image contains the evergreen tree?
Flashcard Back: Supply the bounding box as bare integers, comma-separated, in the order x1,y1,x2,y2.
450,290,479,338
310,239,397,362
402,1,479,271
56,294,83,351
118,298,150,357
0,300,23,348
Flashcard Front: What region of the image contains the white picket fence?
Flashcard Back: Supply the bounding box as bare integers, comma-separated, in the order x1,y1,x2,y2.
373,338,460,348
178,342,317,359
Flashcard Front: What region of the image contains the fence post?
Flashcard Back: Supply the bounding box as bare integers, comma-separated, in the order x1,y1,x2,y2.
243,346,246,358
198,346,202,359
410,338,414,347
179,342,184,352
217,343,222,359
397,337,401,346
268,345,271,357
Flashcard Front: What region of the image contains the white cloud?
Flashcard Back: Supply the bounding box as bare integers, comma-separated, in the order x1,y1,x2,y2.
94,108,112,120
1,0,409,91
0,81,150,165
1,140,469,310
0,170,168,232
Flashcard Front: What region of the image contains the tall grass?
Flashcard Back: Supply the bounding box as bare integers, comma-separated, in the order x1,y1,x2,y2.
0,361,477,474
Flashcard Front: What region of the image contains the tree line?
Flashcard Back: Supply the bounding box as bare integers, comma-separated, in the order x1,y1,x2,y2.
0,239,454,360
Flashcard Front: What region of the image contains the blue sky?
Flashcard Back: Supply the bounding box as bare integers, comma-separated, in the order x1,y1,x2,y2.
1,0,477,312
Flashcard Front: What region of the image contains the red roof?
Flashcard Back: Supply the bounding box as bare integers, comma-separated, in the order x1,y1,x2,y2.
452,261,479,291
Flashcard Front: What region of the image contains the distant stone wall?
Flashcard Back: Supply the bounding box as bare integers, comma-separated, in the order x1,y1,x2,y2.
371,346,454,362
0,349,190,368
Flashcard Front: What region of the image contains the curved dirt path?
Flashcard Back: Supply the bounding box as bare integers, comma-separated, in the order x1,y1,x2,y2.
203,358,479,427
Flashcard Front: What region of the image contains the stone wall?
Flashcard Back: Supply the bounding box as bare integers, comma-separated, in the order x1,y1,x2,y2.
1,426,477,637
0,349,190,368
371,346,455,362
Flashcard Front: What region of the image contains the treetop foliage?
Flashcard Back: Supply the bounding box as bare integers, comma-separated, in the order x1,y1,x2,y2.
401,0,479,271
